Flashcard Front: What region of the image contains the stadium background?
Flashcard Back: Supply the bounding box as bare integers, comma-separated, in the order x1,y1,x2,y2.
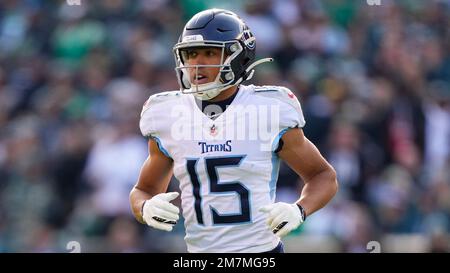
0,0,449,252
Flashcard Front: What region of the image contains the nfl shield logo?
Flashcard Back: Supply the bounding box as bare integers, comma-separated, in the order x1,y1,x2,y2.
210,124,218,136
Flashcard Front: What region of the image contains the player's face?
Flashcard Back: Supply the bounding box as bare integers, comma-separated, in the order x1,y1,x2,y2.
182,47,224,85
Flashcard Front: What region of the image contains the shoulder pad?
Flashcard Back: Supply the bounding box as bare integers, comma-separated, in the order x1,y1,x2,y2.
141,90,182,117
252,85,305,129
252,85,299,104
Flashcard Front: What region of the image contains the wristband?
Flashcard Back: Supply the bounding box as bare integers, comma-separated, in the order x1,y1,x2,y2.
296,204,307,222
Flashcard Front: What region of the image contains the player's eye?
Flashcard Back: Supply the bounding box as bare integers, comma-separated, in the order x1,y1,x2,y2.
205,50,216,57
184,50,197,59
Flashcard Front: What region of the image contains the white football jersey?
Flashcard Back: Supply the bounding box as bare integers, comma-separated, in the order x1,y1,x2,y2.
140,84,306,253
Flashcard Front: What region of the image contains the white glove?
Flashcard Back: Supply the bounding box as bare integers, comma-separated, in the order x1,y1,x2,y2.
259,202,305,237
142,192,180,232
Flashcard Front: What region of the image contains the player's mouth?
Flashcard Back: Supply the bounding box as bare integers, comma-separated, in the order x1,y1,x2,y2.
192,73,210,85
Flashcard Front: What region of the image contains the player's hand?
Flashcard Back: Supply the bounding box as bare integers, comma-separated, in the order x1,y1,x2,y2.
259,202,304,237
142,192,180,232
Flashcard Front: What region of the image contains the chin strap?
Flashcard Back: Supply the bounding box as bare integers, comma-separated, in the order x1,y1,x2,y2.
245,58,273,81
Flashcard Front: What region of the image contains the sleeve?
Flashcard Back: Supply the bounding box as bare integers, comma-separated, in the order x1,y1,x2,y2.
271,87,306,152
139,96,155,138
139,93,173,159
278,86,306,130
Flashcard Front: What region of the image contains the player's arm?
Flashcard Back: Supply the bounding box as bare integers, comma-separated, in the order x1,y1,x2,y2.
129,139,179,230
260,127,338,237
278,127,338,216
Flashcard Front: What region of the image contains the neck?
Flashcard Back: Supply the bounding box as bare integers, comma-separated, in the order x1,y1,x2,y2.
208,85,239,102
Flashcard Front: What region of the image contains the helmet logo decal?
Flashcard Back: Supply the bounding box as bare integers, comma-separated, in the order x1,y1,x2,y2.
242,29,255,49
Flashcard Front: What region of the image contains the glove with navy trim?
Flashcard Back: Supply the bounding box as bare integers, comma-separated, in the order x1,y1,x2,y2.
142,192,180,232
259,202,306,237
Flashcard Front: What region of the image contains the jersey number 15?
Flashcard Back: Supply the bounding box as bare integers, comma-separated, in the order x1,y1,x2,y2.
186,156,251,225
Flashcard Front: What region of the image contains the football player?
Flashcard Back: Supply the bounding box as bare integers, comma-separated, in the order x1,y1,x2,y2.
130,9,338,253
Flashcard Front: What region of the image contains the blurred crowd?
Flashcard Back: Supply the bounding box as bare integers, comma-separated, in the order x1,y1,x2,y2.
0,0,449,252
